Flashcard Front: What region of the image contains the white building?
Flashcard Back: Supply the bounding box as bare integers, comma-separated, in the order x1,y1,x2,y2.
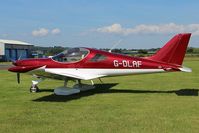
0,39,33,61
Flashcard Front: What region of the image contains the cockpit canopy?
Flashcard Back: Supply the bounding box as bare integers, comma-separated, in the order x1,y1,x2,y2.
52,48,89,63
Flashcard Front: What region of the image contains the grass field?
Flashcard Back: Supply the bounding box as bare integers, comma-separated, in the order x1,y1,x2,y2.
0,58,199,133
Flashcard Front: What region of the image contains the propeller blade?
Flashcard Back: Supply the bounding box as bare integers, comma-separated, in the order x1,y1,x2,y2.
18,53,22,60
17,73,20,84
10,58,16,63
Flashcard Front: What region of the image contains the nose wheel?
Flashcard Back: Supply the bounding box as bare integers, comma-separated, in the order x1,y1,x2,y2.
30,85,39,93
30,76,44,93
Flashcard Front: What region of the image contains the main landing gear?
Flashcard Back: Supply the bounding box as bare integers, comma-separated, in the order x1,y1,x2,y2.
29,76,100,95
54,78,95,95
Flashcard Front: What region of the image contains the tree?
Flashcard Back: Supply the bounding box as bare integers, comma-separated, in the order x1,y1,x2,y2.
138,49,148,54
187,47,194,53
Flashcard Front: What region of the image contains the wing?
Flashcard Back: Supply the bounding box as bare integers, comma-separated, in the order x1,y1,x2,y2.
45,68,105,80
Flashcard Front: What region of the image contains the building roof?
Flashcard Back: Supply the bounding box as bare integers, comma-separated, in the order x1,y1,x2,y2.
0,39,33,45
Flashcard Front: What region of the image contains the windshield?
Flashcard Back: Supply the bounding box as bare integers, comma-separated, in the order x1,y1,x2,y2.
52,48,89,63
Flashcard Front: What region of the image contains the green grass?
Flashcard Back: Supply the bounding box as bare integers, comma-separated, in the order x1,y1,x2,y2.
0,58,199,133
0,62,11,64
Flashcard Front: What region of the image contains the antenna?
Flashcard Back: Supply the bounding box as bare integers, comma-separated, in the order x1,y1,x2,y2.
109,39,122,53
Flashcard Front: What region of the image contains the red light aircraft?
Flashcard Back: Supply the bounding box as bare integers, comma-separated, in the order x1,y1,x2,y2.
8,33,192,95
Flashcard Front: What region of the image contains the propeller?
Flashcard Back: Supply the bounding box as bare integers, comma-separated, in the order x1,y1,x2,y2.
10,54,23,84
17,73,20,84
18,53,22,60
9,58,16,65
9,53,22,65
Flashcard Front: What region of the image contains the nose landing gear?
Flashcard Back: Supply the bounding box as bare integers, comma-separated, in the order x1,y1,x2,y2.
30,84,39,93
30,77,44,93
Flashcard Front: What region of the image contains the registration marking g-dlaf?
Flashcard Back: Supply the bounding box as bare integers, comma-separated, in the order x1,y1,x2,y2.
113,60,142,68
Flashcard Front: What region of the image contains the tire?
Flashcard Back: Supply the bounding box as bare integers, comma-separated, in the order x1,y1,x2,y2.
30,85,39,93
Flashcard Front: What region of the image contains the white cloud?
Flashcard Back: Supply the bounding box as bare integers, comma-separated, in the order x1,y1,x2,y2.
32,28,61,37
96,23,199,36
97,23,123,33
32,28,49,37
51,28,61,35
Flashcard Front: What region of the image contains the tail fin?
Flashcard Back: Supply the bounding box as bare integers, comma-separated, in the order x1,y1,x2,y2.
150,33,191,65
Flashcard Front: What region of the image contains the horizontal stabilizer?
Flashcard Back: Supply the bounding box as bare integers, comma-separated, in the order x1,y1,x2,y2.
179,66,192,72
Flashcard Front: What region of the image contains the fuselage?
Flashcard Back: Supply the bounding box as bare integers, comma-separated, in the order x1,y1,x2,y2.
8,47,181,80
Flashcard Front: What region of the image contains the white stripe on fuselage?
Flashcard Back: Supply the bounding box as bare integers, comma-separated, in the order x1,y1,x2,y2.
44,68,165,80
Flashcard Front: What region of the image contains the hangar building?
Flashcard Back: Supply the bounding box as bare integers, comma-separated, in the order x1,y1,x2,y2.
0,39,33,61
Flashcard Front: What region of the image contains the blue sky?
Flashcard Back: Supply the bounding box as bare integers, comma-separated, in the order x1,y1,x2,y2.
0,0,199,48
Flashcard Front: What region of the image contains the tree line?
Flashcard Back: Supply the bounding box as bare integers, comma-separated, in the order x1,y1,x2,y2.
32,46,199,57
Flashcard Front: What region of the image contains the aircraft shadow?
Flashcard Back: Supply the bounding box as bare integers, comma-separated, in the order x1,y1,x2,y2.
38,89,54,92
33,83,199,102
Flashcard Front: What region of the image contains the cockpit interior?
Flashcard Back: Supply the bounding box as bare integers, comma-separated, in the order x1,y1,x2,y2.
52,48,89,63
